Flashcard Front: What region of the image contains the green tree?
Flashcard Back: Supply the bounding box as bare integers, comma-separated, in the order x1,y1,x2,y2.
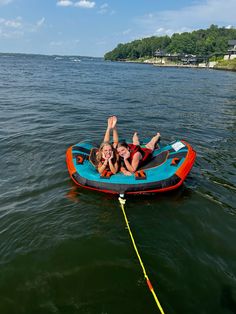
104,26,236,61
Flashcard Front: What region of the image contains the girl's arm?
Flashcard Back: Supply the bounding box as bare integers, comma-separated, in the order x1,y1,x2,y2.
120,166,132,176
97,160,108,174
108,159,118,174
108,151,118,174
123,152,141,173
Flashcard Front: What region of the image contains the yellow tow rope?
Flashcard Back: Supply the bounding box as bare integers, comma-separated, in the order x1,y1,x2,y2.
118,196,166,314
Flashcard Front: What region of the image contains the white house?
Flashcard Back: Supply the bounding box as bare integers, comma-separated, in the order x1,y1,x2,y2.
224,40,236,60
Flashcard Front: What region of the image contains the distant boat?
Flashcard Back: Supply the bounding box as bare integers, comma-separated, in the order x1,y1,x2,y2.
70,58,81,62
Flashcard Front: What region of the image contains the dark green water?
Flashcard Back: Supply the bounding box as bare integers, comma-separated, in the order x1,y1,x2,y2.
0,54,235,314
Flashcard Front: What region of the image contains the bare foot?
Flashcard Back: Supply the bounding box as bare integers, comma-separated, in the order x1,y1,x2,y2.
111,116,117,128
132,132,140,145
107,116,113,129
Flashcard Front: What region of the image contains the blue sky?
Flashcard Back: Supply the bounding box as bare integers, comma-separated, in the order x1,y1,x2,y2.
0,0,235,57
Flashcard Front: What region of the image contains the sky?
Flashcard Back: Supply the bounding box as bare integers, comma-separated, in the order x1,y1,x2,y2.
0,0,236,57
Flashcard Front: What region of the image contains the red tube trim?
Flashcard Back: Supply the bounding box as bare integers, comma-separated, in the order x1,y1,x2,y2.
66,146,76,176
176,140,196,180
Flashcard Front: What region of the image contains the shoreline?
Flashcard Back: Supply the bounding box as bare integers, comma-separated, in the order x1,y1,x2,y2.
119,59,236,72
153,63,204,69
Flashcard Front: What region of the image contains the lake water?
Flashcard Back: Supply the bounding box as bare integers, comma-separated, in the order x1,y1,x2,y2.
0,53,235,314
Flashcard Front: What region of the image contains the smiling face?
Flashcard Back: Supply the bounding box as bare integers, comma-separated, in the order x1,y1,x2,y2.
102,144,113,159
117,146,129,158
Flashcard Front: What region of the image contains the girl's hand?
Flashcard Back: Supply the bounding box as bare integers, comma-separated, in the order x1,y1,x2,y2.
108,151,114,161
124,170,132,176
123,151,130,160
102,152,109,160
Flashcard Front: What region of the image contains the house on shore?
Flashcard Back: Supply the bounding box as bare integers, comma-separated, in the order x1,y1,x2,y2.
224,40,236,60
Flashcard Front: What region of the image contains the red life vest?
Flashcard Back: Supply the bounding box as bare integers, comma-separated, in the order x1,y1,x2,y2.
128,144,152,168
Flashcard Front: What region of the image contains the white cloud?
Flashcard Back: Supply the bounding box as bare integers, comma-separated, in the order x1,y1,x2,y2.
0,29,23,38
135,0,236,37
0,17,22,28
36,17,45,27
0,0,12,5
57,0,73,6
154,26,193,37
57,0,95,9
97,3,115,15
27,17,46,32
74,1,95,8
0,17,46,38
98,3,108,14
0,18,23,38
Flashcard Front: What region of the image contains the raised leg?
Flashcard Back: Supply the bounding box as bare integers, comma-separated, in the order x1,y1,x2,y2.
132,132,140,146
112,116,119,148
145,132,161,151
103,116,113,143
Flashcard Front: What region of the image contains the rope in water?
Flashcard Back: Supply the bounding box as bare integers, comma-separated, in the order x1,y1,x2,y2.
118,196,166,314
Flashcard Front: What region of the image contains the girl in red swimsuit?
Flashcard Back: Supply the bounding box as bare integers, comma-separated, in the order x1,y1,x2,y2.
117,132,161,176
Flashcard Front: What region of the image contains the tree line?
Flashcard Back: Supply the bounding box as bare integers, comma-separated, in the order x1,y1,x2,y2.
104,25,236,61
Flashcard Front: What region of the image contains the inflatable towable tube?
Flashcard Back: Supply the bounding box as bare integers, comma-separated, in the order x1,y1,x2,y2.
66,139,196,195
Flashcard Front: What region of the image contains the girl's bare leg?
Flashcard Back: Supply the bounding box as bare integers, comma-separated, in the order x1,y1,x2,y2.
112,116,119,148
103,116,113,143
145,132,161,151
132,132,140,146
